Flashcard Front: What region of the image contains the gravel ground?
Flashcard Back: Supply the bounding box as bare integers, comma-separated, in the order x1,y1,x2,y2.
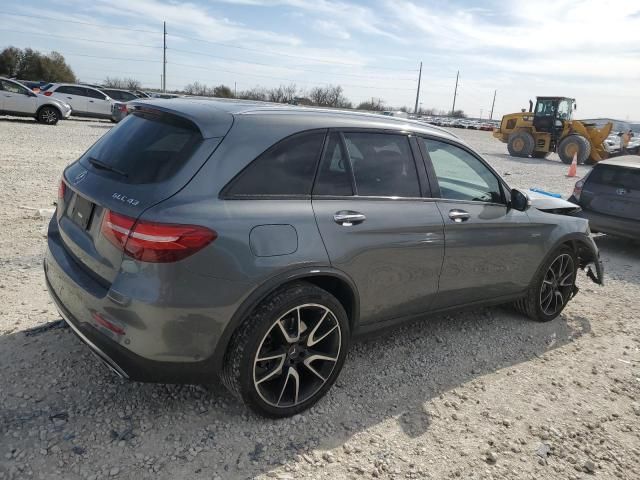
1,116,639,480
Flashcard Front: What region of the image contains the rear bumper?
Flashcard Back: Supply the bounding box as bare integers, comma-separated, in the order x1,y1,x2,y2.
43,215,251,383
572,208,640,240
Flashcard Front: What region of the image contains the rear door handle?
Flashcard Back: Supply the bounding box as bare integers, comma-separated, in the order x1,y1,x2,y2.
448,209,470,223
334,211,366,226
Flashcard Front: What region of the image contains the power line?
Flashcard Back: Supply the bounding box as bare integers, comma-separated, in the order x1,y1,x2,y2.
0,11,160,34
0,28,162,49
168,34,416,72
169,48,415,81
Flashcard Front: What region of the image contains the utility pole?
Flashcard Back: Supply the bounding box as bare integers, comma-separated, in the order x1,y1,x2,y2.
234,82,237,98
414,61,422,114
450,70,459,117
480,109,483,120
162,21,167,93
489,89,497,120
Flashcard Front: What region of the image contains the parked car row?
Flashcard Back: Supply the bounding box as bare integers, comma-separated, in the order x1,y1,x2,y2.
0,78,156,125
424,117,498,131
0,77,71,124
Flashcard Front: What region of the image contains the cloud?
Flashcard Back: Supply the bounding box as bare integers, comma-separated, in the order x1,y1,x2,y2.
312,19,351,40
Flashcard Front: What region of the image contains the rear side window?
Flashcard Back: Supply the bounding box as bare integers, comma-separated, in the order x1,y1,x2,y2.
224,130,326,197
56,86,85,96
345,132,420,197
81,112,203,184
588,165,640,190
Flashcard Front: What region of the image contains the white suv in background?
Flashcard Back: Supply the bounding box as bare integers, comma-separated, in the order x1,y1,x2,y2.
0,77,71,125
44,84,114,120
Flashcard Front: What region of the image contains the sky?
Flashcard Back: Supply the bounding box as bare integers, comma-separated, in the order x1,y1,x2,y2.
1,0,639,120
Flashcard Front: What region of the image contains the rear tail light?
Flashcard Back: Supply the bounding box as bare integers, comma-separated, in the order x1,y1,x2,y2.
58,179,67,200
118,104,128,112
43,91,53,96
572,179,585,202
101,210,217,263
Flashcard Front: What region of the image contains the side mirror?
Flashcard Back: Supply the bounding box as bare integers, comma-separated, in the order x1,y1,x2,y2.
510,188,530,212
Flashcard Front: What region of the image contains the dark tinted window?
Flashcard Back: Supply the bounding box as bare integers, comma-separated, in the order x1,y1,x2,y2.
85,88,106,99
56,86,85,96
344,132,420,197
226,131,326,197
313,133,353,196
588,165,640,189
422,138,502,203
81,112,202,184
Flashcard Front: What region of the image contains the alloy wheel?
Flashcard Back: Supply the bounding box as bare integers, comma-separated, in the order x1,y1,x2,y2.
41,109,57,124
540,253,575,316
252,303,342,408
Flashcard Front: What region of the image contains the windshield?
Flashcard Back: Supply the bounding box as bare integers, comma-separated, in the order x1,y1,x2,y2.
80,111,203,184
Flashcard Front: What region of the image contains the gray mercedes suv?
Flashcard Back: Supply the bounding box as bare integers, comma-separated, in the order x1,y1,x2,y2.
44,99,603,417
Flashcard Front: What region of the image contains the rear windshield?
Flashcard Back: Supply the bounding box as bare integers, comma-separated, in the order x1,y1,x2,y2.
588,165,640,190
80,111,202,184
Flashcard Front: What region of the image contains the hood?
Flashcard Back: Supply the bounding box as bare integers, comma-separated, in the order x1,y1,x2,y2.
527,190,580,213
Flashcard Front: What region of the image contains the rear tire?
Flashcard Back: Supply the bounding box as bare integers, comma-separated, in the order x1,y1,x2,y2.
513,246,577,322
558,135,591,164
37,106,59,125
221,282,350,418
507,131,535,157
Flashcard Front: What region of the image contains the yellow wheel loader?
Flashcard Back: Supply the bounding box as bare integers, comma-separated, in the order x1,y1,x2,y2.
493,97,612,164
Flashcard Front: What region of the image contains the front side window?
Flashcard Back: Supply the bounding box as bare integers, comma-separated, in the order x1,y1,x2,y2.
344,132,420,197
0,80,29,95
422,138,503,204
225,130,326,197
86,88,106,100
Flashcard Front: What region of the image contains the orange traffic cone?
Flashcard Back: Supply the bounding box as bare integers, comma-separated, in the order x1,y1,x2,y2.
567,152,577,177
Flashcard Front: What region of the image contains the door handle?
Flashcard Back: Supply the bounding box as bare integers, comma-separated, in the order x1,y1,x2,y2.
333,211,366,226
448,209,471,223
89,100,94,103
67,96,73,99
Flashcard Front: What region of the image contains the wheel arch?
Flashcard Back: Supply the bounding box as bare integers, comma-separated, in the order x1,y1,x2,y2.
212,267,360,374
551,233,603,284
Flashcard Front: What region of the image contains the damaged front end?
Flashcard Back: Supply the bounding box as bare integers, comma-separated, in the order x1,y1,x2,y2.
575,238,605,286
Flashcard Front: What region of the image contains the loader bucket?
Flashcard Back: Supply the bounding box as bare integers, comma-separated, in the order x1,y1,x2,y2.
572,121,612,163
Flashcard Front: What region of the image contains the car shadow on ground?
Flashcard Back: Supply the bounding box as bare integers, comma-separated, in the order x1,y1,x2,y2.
0,303,591,479
0,118,40,125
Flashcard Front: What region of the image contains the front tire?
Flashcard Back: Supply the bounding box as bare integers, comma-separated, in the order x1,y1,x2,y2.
507,131,535,157
514,246,577,322
222,282,350,418
37,106,60,125
558,135,591,164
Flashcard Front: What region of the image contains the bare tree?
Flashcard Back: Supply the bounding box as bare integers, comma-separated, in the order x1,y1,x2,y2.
103,77,141,90
238,86,268,101
356,98,385,111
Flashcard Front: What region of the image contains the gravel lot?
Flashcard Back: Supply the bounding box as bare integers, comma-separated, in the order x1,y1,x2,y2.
1,116,639,480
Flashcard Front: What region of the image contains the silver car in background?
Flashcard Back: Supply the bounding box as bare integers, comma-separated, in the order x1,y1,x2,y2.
43,83,114,120
45,99,604,417
0,77,71,124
